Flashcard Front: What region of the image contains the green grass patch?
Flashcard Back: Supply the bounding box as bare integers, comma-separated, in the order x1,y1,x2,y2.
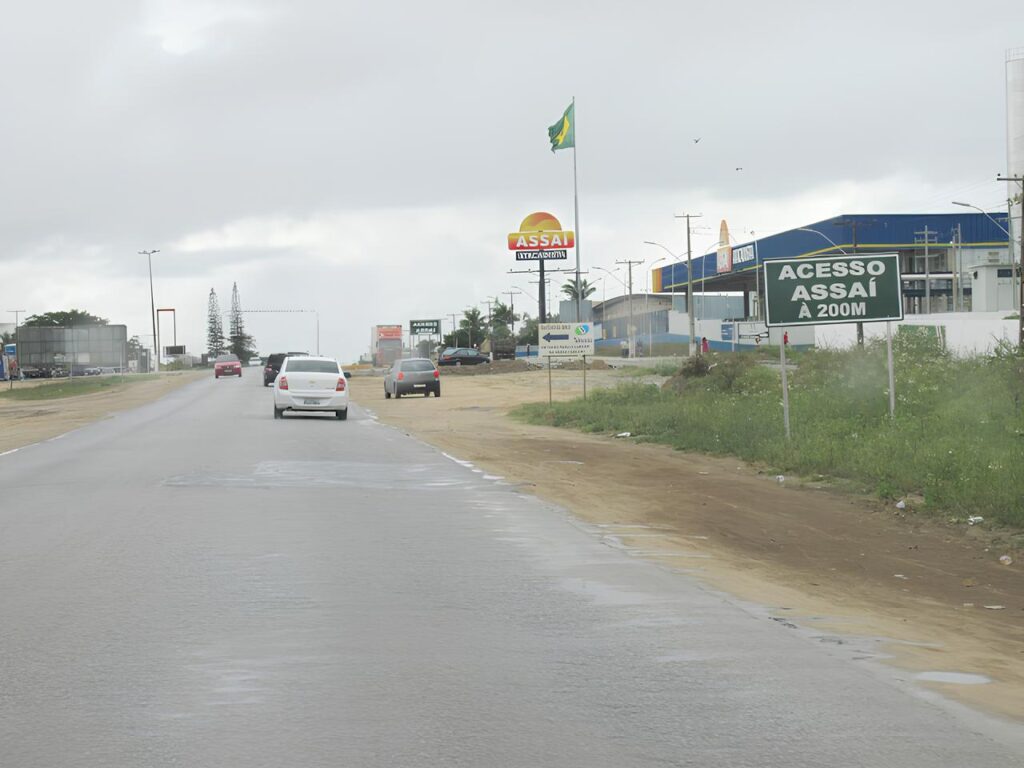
515,338,1024,528
0,374,160,401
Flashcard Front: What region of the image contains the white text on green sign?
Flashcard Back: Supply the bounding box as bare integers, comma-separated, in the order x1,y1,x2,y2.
764,254,903,327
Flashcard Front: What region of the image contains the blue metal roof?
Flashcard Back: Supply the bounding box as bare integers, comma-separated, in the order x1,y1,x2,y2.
657,212,1009,291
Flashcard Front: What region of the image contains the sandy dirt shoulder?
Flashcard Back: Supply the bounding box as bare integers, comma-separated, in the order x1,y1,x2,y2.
0,372,204,453
352,367,1024,723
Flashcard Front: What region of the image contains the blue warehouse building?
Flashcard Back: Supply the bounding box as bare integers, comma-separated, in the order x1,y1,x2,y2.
652,213,1013,319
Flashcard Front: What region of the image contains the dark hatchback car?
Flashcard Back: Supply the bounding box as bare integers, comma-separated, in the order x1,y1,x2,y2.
437,347,490,366
384,358,440,398
263,351,308,386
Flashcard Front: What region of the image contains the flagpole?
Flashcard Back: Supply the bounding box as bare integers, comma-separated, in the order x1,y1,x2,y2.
572,97,581,323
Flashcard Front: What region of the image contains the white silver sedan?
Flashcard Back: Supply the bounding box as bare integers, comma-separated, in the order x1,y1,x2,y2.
273,356,350,420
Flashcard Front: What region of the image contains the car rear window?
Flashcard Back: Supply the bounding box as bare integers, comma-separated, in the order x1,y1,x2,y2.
401,360,435,372
215,354,239,362
285,359,341,374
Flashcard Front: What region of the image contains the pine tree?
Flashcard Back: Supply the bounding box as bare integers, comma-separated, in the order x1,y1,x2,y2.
206,288,225,357
227,282,257,360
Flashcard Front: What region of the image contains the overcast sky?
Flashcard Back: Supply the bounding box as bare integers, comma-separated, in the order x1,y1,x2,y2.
2,1,1022,360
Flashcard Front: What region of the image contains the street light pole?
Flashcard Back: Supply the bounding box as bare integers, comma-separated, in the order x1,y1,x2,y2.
615,259,643,357
995,174,1024,348
503,290,521,335
675,213,702,356
139,250,160,373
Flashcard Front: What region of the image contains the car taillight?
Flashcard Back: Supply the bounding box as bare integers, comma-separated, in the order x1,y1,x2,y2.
433,369,440,379
397,372,405,381
336,377,346,392
279,376,288,390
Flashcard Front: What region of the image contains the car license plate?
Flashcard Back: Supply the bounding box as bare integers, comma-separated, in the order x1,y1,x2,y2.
303,398,321,405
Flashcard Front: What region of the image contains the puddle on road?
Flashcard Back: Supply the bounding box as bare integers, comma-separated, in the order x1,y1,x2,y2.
915,671,992,685
164,460,479,490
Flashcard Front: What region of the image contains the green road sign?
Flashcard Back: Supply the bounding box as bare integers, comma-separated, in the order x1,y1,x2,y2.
764,253,903,327
409,319,442,335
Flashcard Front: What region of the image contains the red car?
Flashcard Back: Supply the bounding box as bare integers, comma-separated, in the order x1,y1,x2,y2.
214,353,243,378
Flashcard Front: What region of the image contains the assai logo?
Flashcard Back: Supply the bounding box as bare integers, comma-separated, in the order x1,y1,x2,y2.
508,212,575,252
574,324,590,336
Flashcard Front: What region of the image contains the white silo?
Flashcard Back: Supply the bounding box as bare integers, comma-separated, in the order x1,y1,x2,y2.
1006,49,1024,265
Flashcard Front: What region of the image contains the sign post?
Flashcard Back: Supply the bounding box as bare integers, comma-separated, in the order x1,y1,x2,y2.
764,253,904,434
538,322,595,404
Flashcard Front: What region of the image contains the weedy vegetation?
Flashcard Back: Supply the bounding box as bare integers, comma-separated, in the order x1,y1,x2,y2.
0,374,160,401
515,335,1024,527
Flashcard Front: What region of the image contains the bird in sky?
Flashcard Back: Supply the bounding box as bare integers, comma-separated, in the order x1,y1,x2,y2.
735,167,743,171
693,138,701,143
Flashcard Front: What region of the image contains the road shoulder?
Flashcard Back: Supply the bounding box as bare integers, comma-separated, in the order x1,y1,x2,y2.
0,372,204,454
352,369,1024,723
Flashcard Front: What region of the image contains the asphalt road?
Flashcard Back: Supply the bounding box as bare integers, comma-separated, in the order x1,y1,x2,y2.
1,372,1021,767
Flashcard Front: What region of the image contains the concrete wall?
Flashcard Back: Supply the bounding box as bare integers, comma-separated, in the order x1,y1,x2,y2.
815,312,1019,355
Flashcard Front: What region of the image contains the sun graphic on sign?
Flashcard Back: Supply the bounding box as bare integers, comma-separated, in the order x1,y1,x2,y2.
508,211,575,251
519,212,562,232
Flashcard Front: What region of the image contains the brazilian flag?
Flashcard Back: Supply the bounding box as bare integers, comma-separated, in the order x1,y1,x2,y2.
547,102,574,152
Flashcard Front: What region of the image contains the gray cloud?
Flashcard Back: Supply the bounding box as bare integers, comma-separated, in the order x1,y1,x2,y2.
2,1,1021,358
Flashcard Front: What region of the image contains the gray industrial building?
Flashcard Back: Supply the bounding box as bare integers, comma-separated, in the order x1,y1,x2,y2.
16,325,128,376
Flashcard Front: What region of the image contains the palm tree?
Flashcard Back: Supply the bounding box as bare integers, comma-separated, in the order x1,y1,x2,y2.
561,278,597,301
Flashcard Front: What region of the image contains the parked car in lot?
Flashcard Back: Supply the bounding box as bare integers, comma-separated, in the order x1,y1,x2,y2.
263,351,308,386
437,347,490,366
214,353,242,378
384,358,440,398
273,356,351,420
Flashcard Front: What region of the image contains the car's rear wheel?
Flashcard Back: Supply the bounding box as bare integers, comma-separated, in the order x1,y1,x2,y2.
395,390,402,399
273,406,283,419
336,409,348,420
433,387,441,397
384,386,391,399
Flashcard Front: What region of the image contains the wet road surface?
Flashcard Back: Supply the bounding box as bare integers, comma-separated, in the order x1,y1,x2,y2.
1,373,1022,766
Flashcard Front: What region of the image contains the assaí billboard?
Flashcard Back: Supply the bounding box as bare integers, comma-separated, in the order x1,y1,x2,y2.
508,212,574,260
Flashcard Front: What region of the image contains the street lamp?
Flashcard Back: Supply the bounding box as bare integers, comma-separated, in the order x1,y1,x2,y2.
952,201,1011,236
138,249,160,372
642,241,682,261
953,200,1017,322
512,284,537,303
796,228,849,255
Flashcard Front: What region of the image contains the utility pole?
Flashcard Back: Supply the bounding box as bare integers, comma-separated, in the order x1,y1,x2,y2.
483,298,494,356
914,226,937,314
447,313,459,346
503,290,521,335
674,213,702,356
952,225,963,312
139,250,160,372
616,258,644,357
998,174,1024,348
835,218,876,346
509,265,573,323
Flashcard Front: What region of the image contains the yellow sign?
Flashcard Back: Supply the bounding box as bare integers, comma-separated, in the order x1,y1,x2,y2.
717,220,733,273
508,212,575,251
